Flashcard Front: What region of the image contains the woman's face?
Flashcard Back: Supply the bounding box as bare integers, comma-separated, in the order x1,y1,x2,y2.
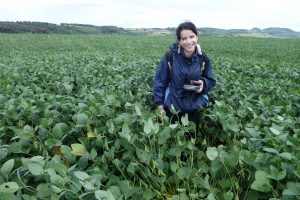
179,29,198,57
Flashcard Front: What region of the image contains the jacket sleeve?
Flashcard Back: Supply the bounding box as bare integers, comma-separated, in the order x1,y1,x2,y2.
200,55,216,94
153,55,170,106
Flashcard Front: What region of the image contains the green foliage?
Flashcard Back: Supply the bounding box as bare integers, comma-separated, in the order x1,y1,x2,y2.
0,21,128,34
0,33,299,199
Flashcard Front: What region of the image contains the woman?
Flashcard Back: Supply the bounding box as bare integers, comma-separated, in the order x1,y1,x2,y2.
153,21,216,133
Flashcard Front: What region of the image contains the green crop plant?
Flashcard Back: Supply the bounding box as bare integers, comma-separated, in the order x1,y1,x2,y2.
0,33,299,199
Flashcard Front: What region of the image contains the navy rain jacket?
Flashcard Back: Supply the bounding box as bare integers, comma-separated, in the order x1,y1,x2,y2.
153,43,216,113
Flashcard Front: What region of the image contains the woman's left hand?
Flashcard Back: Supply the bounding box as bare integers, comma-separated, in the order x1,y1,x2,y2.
194,80,204,93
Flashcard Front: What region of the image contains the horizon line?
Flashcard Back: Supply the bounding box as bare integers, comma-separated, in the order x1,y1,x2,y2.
0,20,299,32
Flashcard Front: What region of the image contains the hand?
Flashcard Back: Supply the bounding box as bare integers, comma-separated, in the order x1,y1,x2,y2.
157,105,165,123
193,80,204,93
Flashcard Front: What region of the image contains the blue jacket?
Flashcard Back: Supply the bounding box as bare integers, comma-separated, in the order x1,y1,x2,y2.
153,43,216,113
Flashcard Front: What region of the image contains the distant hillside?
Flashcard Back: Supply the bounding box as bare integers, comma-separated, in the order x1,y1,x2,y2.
262,27,300,37
1,21,299,38
0,21,128,34
198,27,300,38
129,27,300,38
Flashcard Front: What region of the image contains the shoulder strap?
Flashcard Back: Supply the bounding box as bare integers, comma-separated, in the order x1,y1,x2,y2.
200,52,207,76
166,51,173,71
166,50,207,77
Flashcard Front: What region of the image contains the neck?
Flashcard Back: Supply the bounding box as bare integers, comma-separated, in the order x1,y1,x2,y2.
184,51,193,58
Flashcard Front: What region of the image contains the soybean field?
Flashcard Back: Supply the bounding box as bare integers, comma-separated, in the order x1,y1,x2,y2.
0,33,299,199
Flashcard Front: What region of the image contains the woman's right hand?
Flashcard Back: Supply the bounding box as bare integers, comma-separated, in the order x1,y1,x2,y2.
157,105,165,122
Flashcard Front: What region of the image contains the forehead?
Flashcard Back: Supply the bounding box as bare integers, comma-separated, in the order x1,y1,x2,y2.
180,29,197,39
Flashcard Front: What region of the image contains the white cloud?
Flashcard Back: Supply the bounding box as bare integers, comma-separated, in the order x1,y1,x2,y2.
0,0,299,31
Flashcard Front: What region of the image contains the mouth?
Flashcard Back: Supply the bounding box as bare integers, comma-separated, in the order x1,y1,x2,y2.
186,44,195,50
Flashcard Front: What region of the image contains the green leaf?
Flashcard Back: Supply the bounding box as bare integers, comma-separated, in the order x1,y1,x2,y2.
71,143,87,156
23,125,34,135
22,194,37,200
211,160,223,176
223,191,234,200
142,189,155,200
153,123,159,134
78,154,89,169
207,193,216,200
181,114,189,126
95,190,116,200
158,127,170,144
176,188,186,193
177,167,193,180
74,113,89,126
268,166,286,181
51,185,62,193
74,171,90,180
203,175,211,189
95,190,107,199
279,152,293,160
1,159,14,175
63,82,73,92
119,181,143,199
206,147,218,161
222,116,239,132
282,182,300,196
136,148,151,164
52,123,68,139
143,121,151,134
169,124,178,129
170,162,179,172
36,183,52,198
250,171,271,192
262,147,278,154
108,186,122,199
215,100,222,106
30,156,45,163
90,148,97,160
60,145,73,157
40,118,49,126
127,162,136,174
269,127,281,135
106,120,115,134
80,180,95,190
0,148,8,160
135,104,142,116
119,123,132,142
28,163,44,176
168,147,182,157
9,141,30,153
0,182,19,193
0,193,16,200
193,174,211,190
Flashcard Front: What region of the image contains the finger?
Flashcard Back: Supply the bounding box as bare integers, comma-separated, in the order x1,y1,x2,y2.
196,85,203,93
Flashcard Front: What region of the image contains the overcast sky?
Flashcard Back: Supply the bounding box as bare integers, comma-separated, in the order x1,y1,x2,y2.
1,0,299,31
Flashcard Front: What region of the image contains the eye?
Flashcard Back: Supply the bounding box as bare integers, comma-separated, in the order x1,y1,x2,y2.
181,37,187,41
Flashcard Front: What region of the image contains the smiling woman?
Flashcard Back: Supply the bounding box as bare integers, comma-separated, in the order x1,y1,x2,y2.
153,21,216,135
178,29,198,58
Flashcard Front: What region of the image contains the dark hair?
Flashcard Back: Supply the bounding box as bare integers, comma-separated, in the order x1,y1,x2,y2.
176,21,198,41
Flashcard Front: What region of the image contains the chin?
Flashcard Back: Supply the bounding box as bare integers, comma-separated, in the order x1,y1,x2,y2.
186,48,196,53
